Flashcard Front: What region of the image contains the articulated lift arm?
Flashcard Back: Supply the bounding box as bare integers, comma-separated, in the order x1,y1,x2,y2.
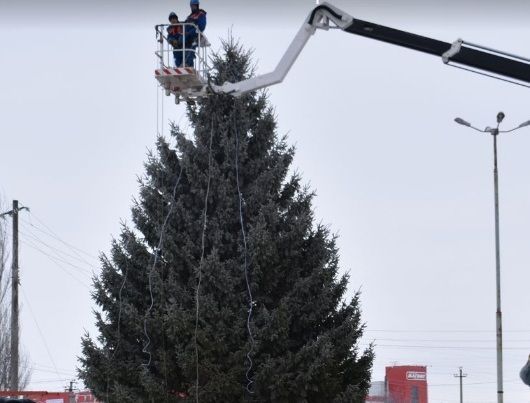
212,2,530,96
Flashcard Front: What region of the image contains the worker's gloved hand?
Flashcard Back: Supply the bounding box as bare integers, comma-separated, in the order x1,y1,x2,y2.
170,39,183,48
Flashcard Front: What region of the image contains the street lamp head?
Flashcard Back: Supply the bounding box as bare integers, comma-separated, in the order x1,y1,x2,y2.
497,112,505,124
454,117,471,127
518,120,530,128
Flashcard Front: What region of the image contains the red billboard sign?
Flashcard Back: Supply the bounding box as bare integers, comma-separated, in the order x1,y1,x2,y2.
386,365,428,403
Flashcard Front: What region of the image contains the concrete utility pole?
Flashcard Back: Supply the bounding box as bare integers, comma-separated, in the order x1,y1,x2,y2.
0,200,29,391
454,367,467,403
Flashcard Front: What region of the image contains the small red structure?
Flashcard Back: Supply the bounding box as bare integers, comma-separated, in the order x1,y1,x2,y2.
386,365,428,403
365,365,428,403
0,391,99,403
0,391,71,403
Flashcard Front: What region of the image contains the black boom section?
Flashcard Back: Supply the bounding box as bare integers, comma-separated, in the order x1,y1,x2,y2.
345,19,449,57
344,18,530,84
452,47,530,84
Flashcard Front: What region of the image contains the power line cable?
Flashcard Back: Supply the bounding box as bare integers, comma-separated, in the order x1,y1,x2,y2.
370,337,530,343
20,287,60,379
365,329,530,333
24,225,96,267
360,343,529,351
32,368,74,376
20,239,91,289
19,221,95,268
19,237,93,279
23,213,98,261
18,227,94,274
32,363,75,375
29,378,71,384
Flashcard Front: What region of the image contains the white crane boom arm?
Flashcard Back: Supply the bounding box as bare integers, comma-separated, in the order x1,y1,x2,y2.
211,3,353,95
209,2,530,96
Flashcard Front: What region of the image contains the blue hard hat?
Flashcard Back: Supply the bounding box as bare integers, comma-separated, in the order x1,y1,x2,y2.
190,0,200,5
168,11,178,21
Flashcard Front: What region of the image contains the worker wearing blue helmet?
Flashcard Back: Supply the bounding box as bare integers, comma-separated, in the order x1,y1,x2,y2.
183,0,207,67
186,0,207,33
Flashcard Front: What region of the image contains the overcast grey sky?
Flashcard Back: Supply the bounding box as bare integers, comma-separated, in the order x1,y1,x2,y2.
1,1,530,401
2,0,530,26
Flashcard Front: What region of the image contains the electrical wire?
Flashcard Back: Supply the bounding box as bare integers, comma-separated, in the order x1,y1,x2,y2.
111,233,132,358
370,337,530,343
0,220,10,308
18,235,92,278
157,84,160,137
233,109,255,394
32,363,74,373
161,85,165,139
25,212,98,261
32,366,75,376
360,342,529,351
19,239,91,289
142,52,173,388
21,220,97,269
18,227,94,275
194,118,215,402
365,329,530,333
21,287,60,379
29,378,71,384
142,154,185,367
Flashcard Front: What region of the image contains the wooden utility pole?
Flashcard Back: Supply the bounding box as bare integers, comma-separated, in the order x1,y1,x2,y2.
67,380,76,403
454,366,468,403
10,200,19,391
1,200,29,391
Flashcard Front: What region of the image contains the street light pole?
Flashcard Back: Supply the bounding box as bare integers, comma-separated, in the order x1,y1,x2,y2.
454,112,530,403
492,117,504,403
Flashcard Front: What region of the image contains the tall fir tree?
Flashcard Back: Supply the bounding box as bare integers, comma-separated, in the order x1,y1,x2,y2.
79,39,373,403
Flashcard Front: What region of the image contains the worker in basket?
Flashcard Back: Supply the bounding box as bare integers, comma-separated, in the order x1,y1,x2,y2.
167,12,184,67
182,0,207,68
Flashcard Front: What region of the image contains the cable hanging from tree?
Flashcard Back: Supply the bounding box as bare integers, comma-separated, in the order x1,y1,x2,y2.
106,228,133,402
233,107,255,394
194,116,216,402
142,150,185,367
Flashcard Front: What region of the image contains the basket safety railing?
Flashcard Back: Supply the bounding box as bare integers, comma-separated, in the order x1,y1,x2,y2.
155,23,210,82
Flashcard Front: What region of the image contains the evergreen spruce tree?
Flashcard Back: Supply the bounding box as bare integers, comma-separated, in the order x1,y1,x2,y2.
79,39,373,403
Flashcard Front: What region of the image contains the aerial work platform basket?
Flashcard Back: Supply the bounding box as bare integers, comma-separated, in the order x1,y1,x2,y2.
154,2,530,102
154,23,211,102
